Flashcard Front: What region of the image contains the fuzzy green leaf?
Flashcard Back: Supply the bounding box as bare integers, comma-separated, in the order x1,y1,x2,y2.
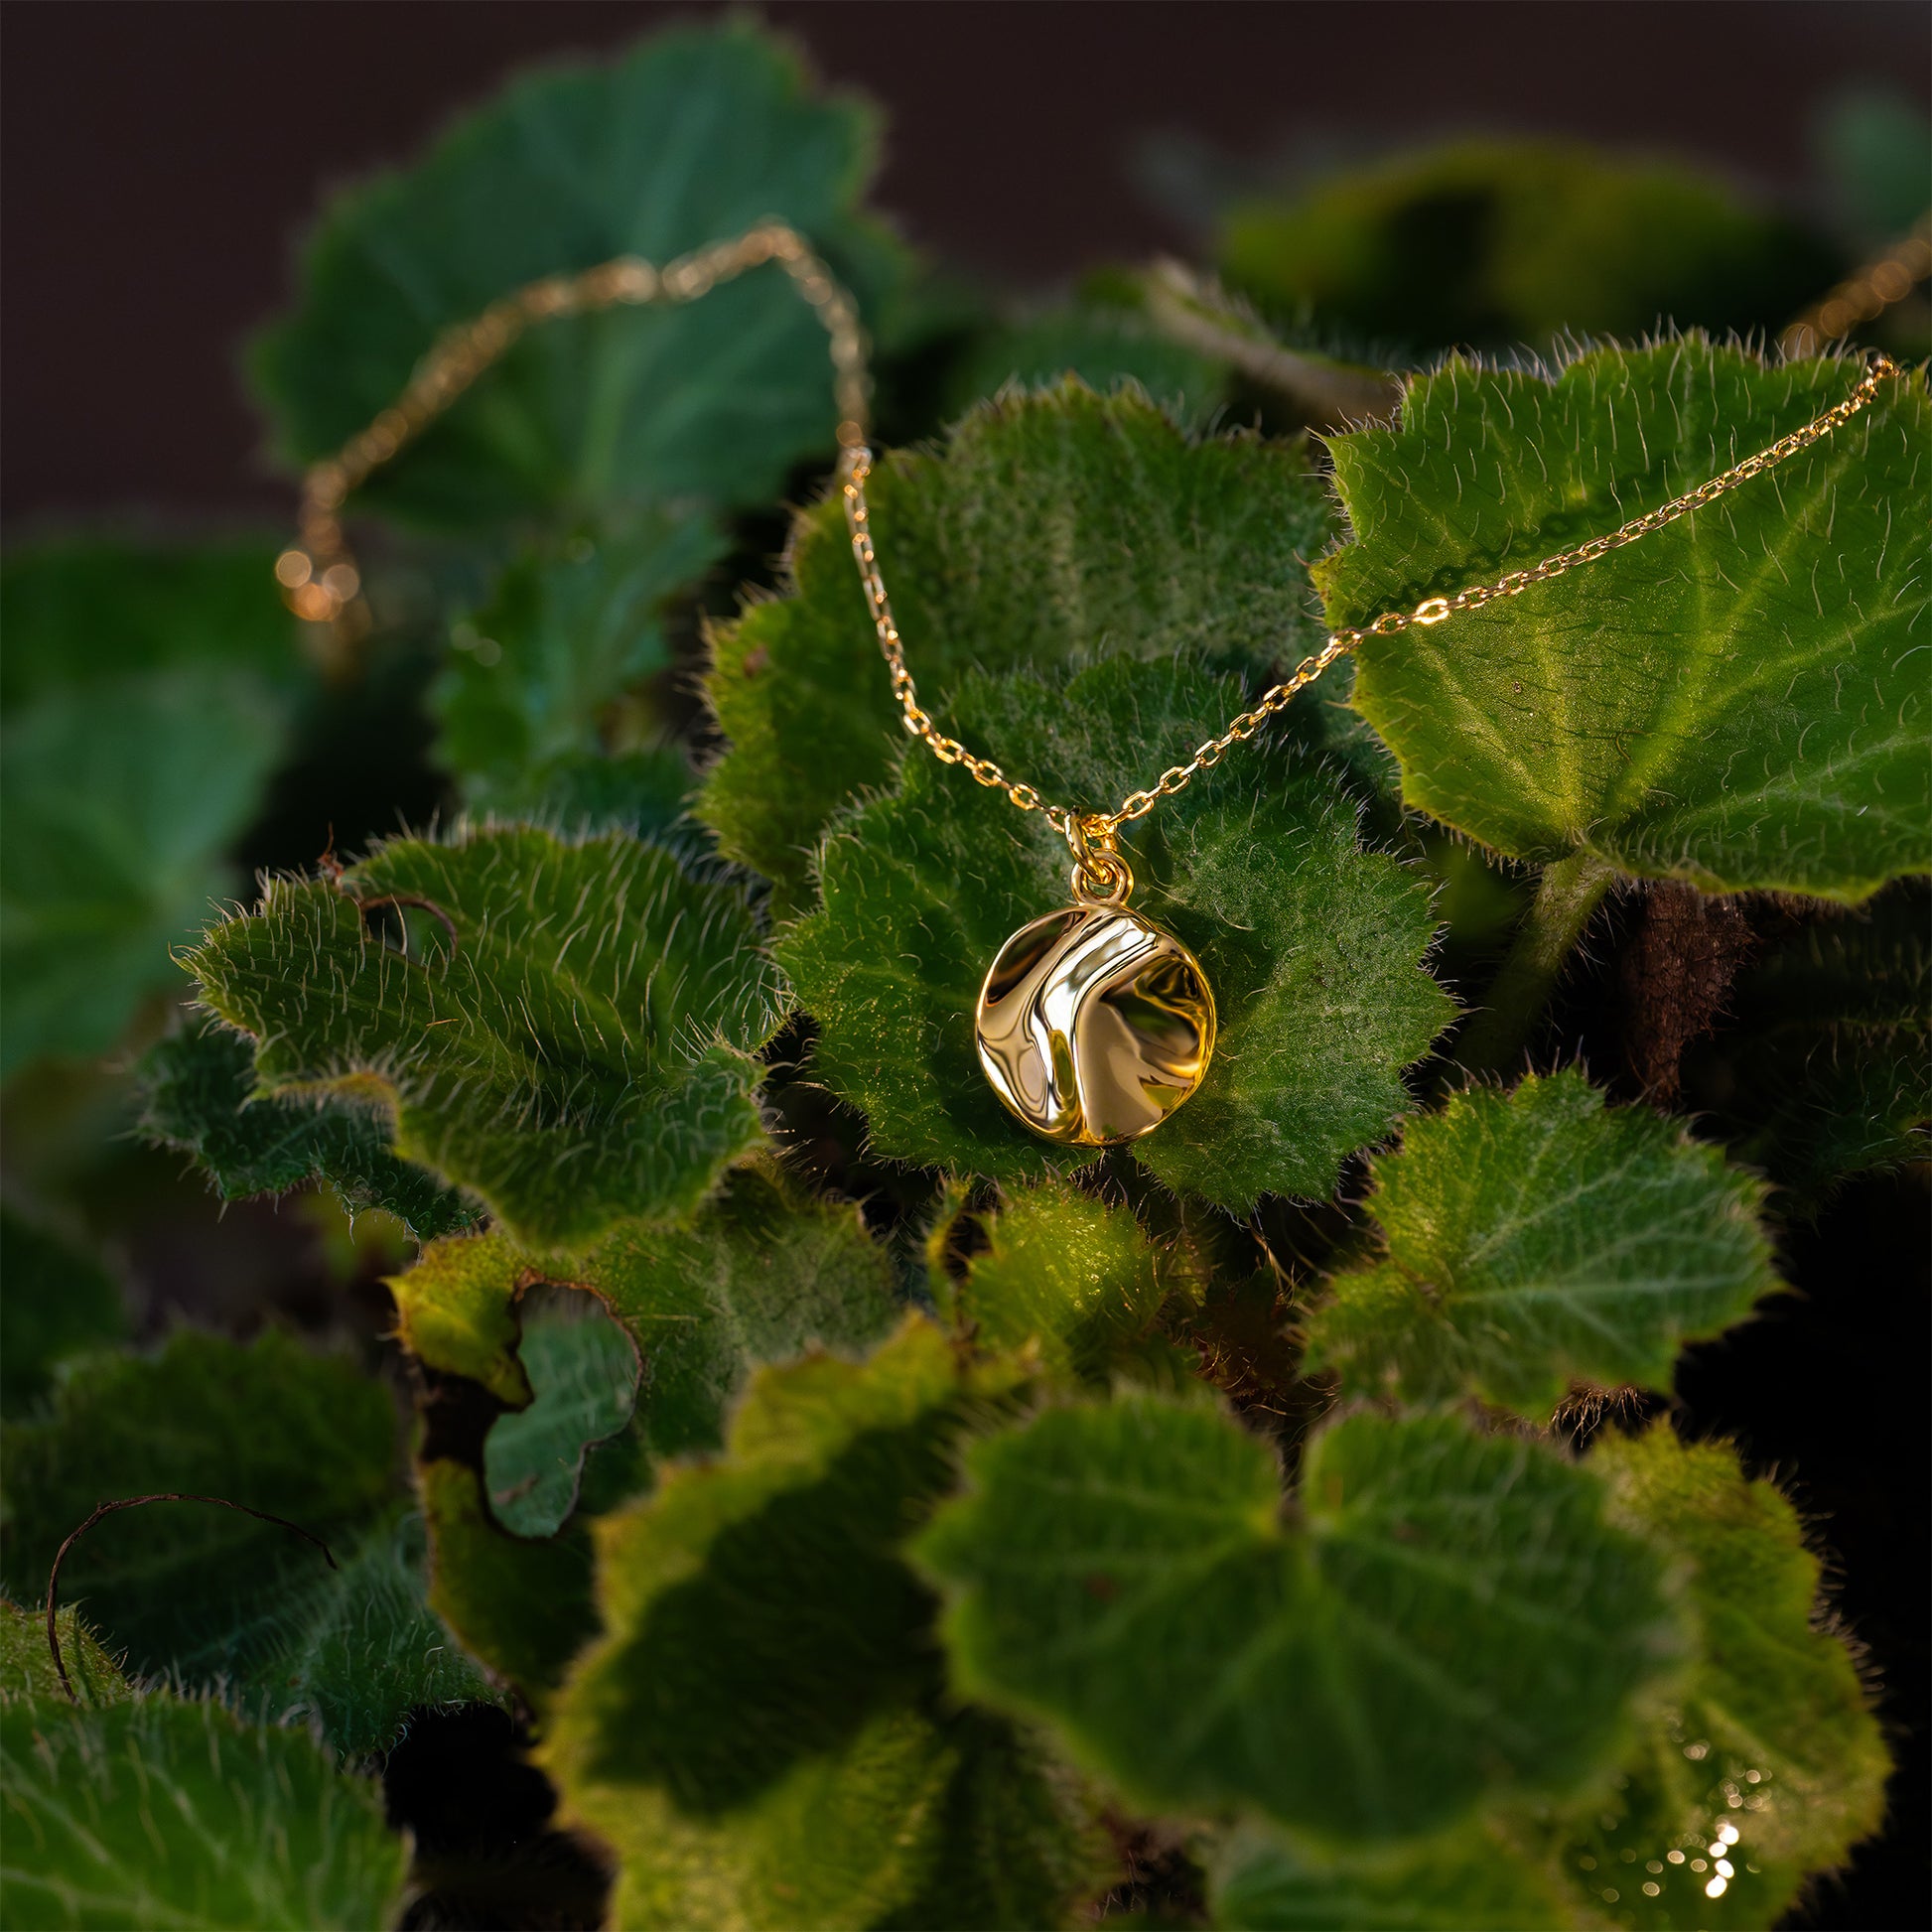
434,511,725,811
0,1330,396,1681
2,673,284,1076
187,826,784,1247
916,1399,1676,1843
778,658,1450,1207
1305,1070,1779,1418
1549,1425,1889,1930
0,1602,132,1711
545,1318,1111,1930
398,1162,898,1694
699,382,1336,904
934,1181,1175,1388
483,1287,642,1538
1220,140,1839,353
1209,1823,1572,1931
0,1695,406,1930
252,21,903,532
1317,342,1931,898
234,1508,505,1757
138,1014,480,1242
0,1210,126,1412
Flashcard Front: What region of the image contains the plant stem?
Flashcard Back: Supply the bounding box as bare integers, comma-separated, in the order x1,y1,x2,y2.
1456,852,1618,1077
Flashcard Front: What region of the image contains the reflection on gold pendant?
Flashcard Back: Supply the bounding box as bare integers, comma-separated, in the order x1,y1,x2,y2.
975,902,1215,1146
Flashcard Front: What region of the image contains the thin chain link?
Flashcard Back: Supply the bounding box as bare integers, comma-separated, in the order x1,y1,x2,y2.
276,222,870,638
282,221,1904,855
842,346,1902,845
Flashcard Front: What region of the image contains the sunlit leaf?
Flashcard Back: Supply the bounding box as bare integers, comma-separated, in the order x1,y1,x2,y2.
0,1601,132,1711
932,1180,1176,1387
1547,1425,1889,1930
1305,1070,1779,1418
1317,341,1931,898
544,1318,1111,1929
917,1398,1676,1842
0,1694,406,1930
187,826,785,1247
396,1161,898,1694
778,657,1450,1208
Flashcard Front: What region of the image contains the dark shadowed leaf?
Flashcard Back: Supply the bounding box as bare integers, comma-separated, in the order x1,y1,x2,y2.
138,1014,481,1243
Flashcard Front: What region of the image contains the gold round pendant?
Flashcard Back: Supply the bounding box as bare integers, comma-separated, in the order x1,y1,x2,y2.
975,900,1216,1146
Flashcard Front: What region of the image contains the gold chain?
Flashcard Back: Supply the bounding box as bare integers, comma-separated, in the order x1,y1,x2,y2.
842,347,1901,850
276,222,870,638
282,220,1903,862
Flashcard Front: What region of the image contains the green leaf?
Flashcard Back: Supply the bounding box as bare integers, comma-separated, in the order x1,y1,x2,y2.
0,1602,132,1711
0,1210,125,1412
916,1399,1676,1843
418,1458,600,1697
1686,882,1930,1204
434,511,726,810
233,1507,505,1758
138,1013,481,1243
0,535,299,712
397,1160,898,1693
1316,341,1932,898
777,657,1451,1208
252,20,904,532
1549,1425,1888,1930
1220,140,1840,353
935,1181,1175,1387
544,1318,1111,1929
187,825,784,1247
1209,1823,1572,1931
0,1330,396,1680
0,1695,406,1930
483,1287,642,1538
1,672,285,1076
943,305,1229,425
1304,1070,1779,1418
698,382,1336,904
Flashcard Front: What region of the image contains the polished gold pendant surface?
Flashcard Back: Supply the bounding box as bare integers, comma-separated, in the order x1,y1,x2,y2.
974,897,1216,1147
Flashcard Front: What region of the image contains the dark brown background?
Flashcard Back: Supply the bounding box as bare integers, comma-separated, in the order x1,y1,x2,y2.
3,5,1928,1925
4,0,1929,523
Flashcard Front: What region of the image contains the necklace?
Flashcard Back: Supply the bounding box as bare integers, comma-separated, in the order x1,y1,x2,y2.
279,223,1903,1150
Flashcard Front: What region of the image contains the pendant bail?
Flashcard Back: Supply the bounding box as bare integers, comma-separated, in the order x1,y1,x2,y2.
1067,814,1134,907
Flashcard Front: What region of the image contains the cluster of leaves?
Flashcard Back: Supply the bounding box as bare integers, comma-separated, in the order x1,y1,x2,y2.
2,17,1924,1930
